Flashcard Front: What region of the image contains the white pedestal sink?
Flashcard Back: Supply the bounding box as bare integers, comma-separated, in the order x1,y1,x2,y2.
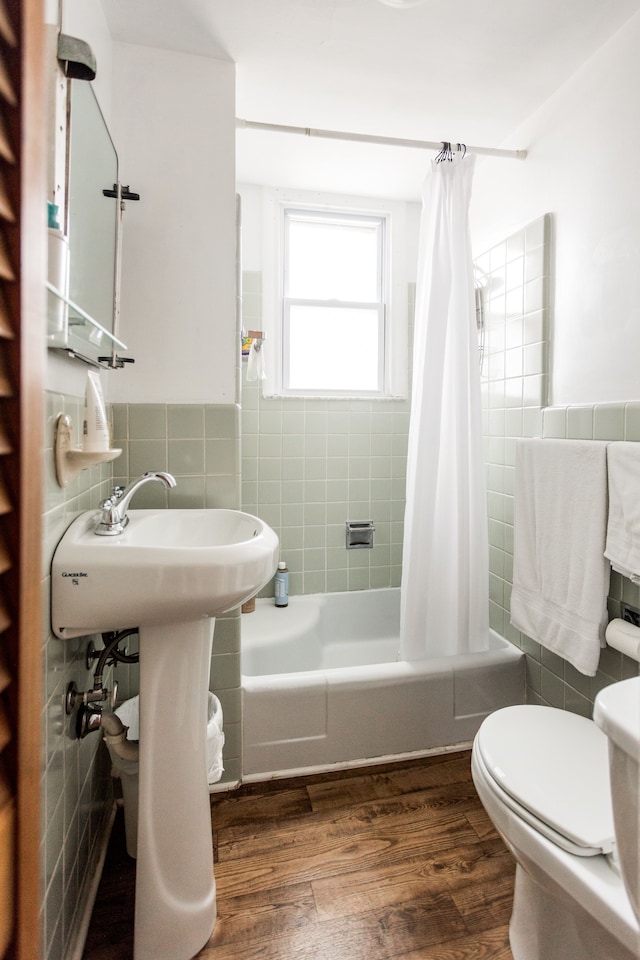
51,508,279,960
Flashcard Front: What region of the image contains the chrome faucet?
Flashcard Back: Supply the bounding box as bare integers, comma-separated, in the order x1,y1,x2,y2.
95,471,177,536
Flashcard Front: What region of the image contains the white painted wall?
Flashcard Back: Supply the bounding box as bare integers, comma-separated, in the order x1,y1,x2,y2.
50,5,238,406
470,10,640,406
53,5,640,407
109,44,236,403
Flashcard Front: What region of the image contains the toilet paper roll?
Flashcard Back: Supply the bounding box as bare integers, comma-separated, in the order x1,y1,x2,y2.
605,618,640,662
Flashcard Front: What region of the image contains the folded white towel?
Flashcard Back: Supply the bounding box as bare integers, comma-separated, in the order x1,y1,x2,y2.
510,438,610,677
604,441,640,582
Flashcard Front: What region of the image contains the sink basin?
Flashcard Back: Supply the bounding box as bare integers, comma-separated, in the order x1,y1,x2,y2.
51,508,279,638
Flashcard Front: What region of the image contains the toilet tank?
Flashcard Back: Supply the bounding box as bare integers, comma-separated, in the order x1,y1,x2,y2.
594,676,640,923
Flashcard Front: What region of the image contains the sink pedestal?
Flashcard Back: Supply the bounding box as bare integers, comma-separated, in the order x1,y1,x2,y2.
135,618,217,960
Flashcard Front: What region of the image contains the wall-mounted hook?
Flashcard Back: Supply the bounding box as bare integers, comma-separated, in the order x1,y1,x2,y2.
242,328,266,351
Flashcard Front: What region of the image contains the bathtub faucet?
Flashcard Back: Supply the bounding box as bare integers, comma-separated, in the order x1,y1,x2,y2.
95,471,176,536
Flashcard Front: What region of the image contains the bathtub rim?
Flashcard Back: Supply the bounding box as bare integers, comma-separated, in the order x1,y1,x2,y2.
242,627,521,687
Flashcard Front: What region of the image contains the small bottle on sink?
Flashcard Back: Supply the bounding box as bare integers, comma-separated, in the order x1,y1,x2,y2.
274,561,289,608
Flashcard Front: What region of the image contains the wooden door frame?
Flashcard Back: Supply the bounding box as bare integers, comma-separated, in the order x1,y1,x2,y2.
3,0,45,956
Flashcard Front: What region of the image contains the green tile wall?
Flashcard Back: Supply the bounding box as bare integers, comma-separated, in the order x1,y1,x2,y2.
478,214,640,716
42,391,116,960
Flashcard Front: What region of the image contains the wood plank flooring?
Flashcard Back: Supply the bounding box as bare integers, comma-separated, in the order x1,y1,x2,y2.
83,751,515,960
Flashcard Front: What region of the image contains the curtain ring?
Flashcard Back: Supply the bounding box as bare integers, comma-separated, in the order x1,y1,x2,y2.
436,141,454,163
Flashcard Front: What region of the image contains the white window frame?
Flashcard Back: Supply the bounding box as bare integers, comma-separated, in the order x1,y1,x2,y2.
259,188,409,401
282,207,387,398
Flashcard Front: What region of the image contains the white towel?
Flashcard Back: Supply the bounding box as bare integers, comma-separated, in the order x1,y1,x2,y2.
510,438,610,677
604,441,640,582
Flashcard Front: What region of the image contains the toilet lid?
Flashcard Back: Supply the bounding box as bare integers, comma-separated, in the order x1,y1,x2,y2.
476,705,615,856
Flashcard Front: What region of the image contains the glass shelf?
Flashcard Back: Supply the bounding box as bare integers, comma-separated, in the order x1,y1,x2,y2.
47,282,128,347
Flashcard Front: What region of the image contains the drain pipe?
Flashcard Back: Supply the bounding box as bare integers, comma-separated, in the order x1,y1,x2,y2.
100,711,140,763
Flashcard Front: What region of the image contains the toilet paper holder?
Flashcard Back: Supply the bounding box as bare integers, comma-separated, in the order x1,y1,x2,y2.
605,613,640,663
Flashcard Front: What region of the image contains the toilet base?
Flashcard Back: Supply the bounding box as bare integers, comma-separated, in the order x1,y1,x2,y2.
510,863,637,960
471,743,640,960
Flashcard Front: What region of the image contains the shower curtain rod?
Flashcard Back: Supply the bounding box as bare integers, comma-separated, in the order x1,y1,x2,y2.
236,118,527,160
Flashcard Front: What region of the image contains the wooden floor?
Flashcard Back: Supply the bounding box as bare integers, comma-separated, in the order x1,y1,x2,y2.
83,751,515,960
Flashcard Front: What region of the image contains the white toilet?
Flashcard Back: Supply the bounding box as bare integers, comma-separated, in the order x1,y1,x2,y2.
471,676,640,960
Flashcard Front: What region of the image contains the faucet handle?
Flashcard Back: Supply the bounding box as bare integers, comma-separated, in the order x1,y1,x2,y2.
96,497,127,536
99,486,124,514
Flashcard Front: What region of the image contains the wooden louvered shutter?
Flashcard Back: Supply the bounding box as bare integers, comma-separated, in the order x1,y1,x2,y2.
0,1,45,958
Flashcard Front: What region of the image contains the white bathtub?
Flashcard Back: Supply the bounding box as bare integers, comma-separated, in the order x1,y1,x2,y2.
241,587,525,780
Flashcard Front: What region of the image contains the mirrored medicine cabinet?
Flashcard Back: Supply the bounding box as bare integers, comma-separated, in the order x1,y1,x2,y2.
47,79,135,368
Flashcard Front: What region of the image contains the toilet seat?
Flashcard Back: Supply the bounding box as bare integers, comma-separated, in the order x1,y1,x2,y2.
475,705,615,857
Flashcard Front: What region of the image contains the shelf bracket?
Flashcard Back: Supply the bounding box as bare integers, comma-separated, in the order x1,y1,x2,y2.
54,413,122,488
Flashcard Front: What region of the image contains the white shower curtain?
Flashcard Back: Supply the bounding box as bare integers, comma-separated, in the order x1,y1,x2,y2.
400,152,489,660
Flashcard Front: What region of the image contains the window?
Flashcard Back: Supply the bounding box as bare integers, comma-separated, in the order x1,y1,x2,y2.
281,207,388,397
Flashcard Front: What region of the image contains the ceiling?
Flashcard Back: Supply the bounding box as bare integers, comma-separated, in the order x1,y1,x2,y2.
103,0,638,200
